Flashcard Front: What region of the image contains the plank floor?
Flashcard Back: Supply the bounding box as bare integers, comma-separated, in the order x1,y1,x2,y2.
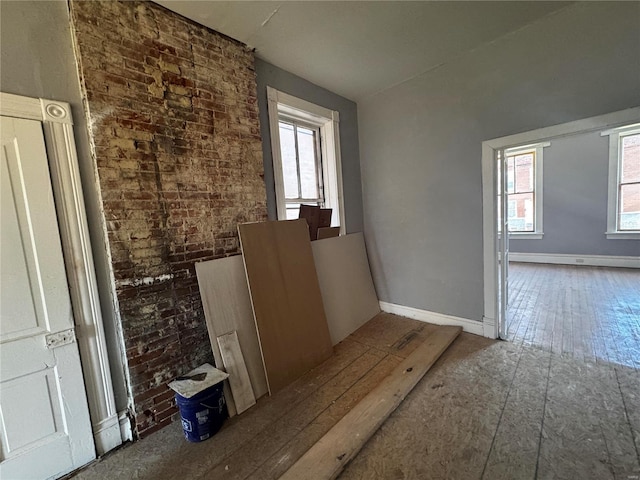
507,263,640,368
72,313,640,480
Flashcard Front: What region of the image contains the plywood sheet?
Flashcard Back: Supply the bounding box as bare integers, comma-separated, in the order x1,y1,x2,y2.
317,227,340,240
238,219,333,394
217,331,256,414
311,233,381,345
195,256,268,416
319,209,332,228
279,326,462,480
298,204,320,240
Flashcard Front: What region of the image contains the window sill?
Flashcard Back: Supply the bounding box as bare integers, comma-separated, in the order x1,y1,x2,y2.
509,233,544,240
606,231,640,240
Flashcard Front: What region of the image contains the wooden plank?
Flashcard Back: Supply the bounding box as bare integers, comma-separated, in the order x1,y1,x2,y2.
195,256,269,416
217,331,256,414
318,208,332,228
238,220,333,394
279,326,462,480
299,204,320,240
316,227,340,240
311,233,380,345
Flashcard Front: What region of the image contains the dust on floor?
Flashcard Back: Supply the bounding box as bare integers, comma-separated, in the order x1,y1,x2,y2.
71,314,640,480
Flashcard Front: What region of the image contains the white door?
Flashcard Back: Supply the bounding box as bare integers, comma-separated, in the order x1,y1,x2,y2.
497,148,510,339
0,117,95,479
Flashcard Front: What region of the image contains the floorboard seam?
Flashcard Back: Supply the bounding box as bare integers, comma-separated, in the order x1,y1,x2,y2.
614,367,640,468
599,422,617,478
533,352,553,480
479,344,526,479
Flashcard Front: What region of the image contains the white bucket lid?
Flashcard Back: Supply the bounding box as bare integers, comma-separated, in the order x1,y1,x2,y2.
168,363,229,398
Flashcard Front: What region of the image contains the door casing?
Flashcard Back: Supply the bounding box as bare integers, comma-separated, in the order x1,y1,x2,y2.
481,107,640,340
0,92,127,455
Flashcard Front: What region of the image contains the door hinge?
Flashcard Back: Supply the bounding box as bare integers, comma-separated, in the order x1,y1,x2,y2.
45,328,76,349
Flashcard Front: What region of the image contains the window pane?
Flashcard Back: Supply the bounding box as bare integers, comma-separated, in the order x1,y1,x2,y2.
279,122,298,199
619,183,640,230
297,127,319,199
621,133,640,184
507,192,534,232
514,153,534,193
285,203,300,220
506,157,514,194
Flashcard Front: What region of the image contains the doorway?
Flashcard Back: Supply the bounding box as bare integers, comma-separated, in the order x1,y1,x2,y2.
481,108,640,341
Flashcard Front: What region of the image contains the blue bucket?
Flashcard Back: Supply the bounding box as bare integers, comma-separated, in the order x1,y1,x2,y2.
175,382,227,442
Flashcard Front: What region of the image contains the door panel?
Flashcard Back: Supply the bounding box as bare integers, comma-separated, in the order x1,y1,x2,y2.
0,116,95,479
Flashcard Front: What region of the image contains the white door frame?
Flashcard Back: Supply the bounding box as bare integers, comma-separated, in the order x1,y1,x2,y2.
481,107,640,339
0,92,125,454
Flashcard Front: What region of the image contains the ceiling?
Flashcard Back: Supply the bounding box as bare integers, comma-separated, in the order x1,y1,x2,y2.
155,1,572,102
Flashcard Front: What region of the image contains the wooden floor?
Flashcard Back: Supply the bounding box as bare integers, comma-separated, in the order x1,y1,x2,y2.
507,263,640,368
73,312,640,480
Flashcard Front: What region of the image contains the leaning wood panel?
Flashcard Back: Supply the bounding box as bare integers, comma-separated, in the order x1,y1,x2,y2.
316,227,340,240
218,331,256,414
195,256,269,416
279,326,462,480
238,220,333,394
311,233,381,345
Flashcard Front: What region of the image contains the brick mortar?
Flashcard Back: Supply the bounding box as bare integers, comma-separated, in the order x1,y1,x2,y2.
70,0,267,438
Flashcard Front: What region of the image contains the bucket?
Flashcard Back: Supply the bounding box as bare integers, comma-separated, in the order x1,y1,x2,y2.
175,382,227,442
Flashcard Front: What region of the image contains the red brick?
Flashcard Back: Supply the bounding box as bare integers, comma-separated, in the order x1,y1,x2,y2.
70,0,266,438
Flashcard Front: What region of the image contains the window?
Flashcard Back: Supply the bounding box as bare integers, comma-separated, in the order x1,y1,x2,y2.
504,142,548,238
267,87,344,231
604,124,640,238
278,120,324,219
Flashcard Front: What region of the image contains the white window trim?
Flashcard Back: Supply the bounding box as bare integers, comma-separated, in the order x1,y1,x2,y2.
505,141,549,239
267,86,345,234
602,123,640,240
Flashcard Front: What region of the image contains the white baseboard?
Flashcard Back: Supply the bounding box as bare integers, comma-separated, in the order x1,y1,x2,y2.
379,301,484,336
509,252,640,268
93,414,123,455
119,410,133,442
482,316,498,339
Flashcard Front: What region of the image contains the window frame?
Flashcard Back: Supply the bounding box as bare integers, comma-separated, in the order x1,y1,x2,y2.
603,123,640,239
277,117,325,209
267,87,345,233
504,141,549,239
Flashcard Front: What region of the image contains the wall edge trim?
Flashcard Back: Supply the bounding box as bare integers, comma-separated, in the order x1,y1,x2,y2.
379,301,484,336
509,252,640,268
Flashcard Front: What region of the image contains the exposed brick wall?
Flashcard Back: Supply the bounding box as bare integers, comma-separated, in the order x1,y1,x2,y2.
70,0,267,438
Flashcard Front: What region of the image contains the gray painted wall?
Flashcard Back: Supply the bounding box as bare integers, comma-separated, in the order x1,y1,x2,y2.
255,58,364,233
511,130,640,256
358,2,640,322
0,0,129,411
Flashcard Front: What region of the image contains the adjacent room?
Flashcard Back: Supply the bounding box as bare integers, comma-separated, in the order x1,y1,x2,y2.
0,1,638,479
500,124,640,367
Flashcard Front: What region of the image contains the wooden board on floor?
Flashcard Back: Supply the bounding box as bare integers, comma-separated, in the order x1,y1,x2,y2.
195,256,269,416
279,325,462,480
311,233,381,345
217,331,256,414
238,219,333,394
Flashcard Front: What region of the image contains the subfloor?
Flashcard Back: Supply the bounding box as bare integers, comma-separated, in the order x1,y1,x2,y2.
72,313,640,480
507,262,640,368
